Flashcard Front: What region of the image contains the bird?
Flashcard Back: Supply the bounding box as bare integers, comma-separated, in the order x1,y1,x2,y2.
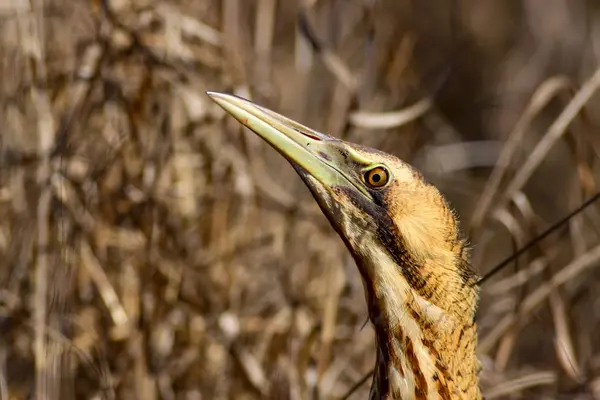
207,92,482,400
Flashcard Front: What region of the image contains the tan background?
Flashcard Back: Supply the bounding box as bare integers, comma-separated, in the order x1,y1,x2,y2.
1,0,600,398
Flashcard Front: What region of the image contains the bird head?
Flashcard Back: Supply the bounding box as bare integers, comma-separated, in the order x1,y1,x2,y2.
208,92,482,399
207,92,479,324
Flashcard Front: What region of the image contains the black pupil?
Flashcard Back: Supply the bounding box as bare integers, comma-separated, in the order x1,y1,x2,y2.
371,173,381,183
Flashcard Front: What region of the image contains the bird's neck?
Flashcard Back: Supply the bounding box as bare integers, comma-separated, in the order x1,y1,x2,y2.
353,242,482,400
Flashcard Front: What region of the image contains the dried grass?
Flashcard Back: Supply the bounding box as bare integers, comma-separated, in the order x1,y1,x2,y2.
1,0,600,399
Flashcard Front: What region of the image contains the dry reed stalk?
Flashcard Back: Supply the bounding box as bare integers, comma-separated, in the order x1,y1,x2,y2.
0,1,599,399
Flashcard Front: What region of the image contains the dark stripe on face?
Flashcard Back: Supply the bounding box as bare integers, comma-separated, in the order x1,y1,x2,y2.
376,218,429,295
338,187,431,298
299,164,431,298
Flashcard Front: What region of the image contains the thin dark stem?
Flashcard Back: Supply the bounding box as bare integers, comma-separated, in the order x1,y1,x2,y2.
339,368,374,400
478,190,600,285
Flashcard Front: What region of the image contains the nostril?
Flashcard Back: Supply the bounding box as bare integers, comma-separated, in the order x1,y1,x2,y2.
292,126,322,141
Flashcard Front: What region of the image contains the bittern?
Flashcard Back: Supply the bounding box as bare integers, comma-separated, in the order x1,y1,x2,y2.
207,92,481,400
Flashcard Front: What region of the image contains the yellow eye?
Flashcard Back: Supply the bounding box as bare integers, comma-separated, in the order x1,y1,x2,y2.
364,167,389,188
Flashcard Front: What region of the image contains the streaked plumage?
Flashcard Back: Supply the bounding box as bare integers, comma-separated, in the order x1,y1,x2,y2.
207,92,482,399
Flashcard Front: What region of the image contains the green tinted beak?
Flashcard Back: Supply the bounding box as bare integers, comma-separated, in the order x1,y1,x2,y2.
206,92,368,196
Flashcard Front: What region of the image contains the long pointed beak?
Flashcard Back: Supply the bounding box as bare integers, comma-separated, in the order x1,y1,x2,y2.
206,92,367,195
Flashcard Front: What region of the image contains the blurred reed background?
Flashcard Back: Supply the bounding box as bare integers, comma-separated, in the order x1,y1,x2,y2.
1,0,600,399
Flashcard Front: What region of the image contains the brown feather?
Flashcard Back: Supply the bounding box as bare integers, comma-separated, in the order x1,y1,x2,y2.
300,144,482,399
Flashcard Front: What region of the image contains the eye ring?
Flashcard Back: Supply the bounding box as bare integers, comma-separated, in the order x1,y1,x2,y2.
364,166,390,189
